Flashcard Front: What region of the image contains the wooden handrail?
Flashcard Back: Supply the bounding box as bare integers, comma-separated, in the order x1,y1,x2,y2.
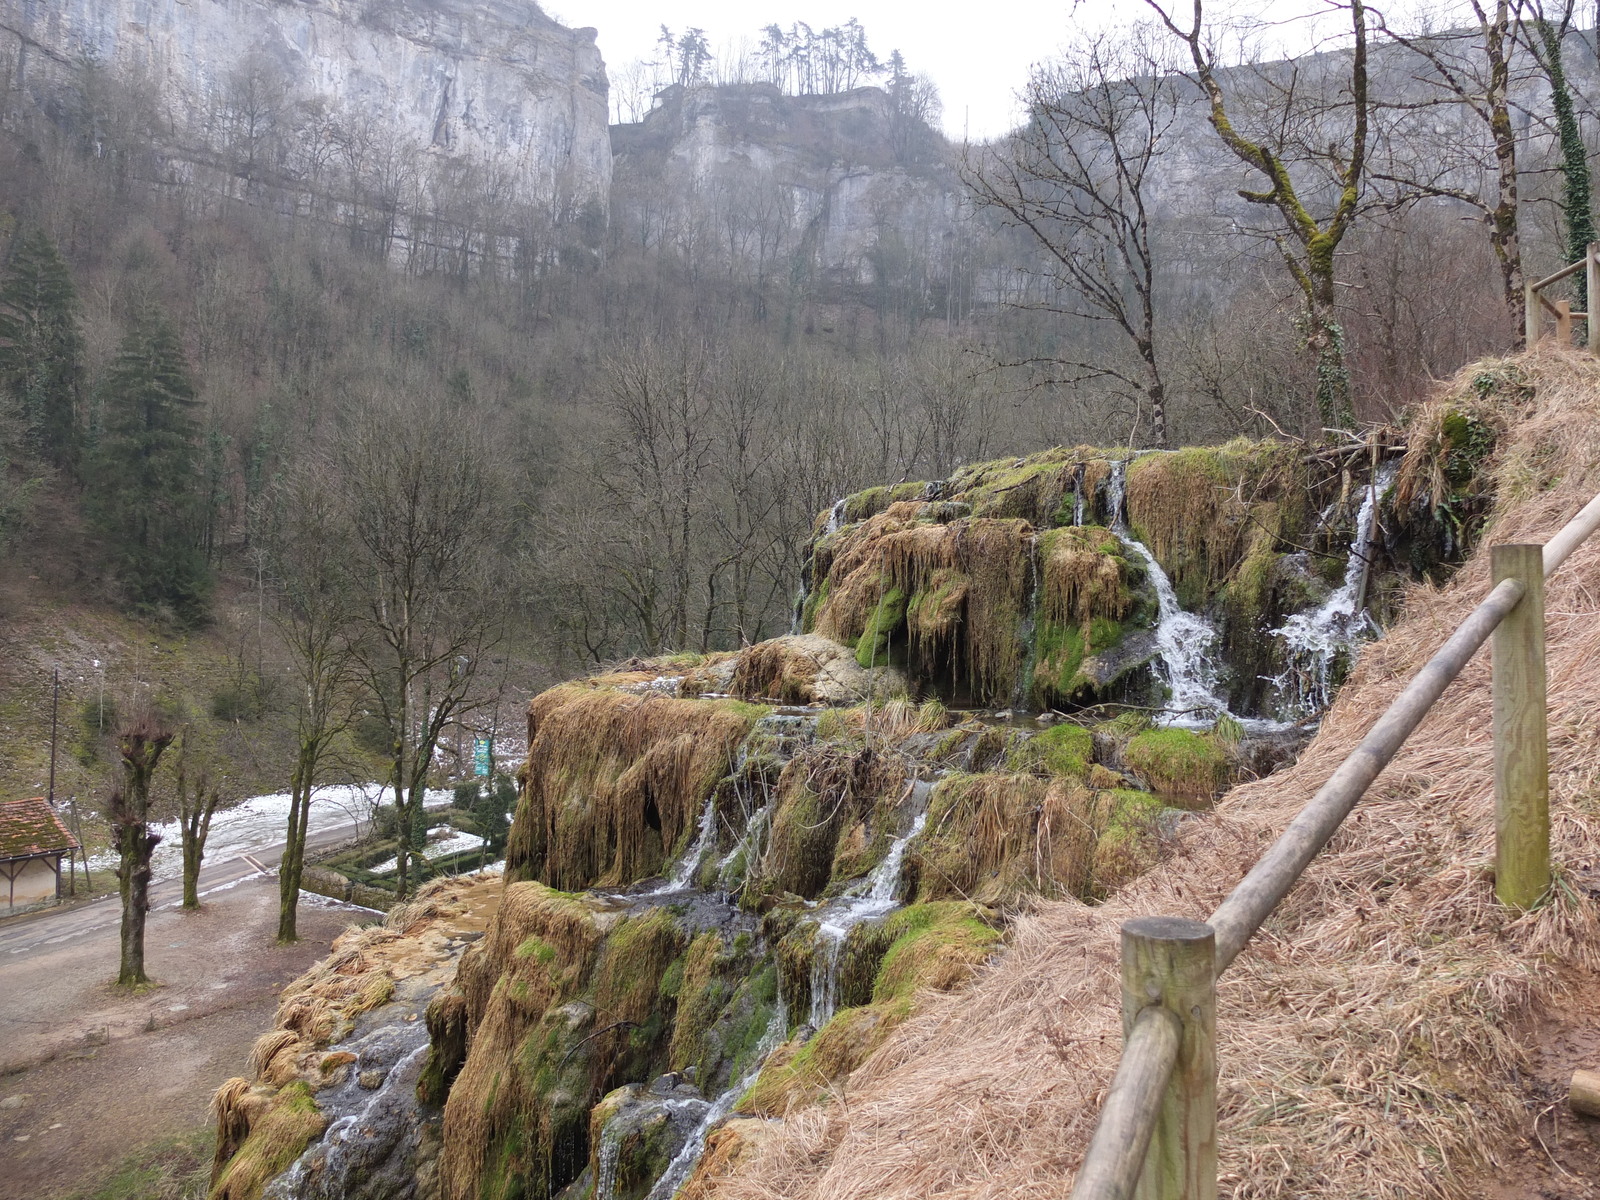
1527,244,1600,349
1069,488,1600,1200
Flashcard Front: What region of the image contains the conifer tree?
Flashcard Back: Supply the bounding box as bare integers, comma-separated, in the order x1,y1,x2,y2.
0,228,85,472
90,309,212,622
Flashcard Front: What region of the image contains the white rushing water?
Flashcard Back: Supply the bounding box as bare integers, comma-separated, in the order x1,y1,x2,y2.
652,795,719,894
642,1004,789,1200
807,798,930,1030
1273,463,1399,718
594,1115,624,1200
1105,460,1238,728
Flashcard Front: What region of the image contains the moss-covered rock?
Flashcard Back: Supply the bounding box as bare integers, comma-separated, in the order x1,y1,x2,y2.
1123,728,1229,806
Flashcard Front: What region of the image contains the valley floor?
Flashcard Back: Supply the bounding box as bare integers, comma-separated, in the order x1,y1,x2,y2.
0,884,368,1198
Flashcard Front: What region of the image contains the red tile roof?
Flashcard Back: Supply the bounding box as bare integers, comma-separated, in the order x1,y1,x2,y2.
0,798,80,861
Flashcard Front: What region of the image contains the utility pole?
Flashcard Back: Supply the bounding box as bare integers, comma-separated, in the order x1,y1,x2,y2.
48,666,59,807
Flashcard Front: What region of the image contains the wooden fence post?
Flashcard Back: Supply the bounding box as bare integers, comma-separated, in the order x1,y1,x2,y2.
1526,281,1540,347
1588,244,1600,353
1493,544,1549,910
1121,917,1217,1200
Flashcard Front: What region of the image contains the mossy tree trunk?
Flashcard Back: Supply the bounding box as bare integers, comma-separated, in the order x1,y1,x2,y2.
1151,0,1368,434
1533,13,1594,312
112,721,174,987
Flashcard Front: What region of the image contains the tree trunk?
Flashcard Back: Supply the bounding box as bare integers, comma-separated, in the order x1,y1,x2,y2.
278,766,310,943
1305,270,1355,431
181,830,201,910
1486,2,1523,340
116,821,154,986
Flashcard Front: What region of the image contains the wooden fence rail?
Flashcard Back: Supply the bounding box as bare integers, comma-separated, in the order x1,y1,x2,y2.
1068,479,1600,1200
1526,241,1600,348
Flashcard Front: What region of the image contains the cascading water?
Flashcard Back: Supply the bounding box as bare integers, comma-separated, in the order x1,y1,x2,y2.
653,795,719,894
1105,460,1237,727
1014,533,1043,708
642,1005,789,1200
1273,462,1398,718
594,1116,623,1200
807,788,931,1029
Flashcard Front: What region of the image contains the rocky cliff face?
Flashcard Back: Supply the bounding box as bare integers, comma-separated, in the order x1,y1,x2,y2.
3,0,611,229
610,82,971,298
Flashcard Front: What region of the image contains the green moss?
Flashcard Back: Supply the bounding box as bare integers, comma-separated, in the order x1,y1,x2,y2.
514,936,557,964
1006,722,1093,780
1124,728,1227,804
870,902,1001,1002
855,585,908,669
799,576,830,633
210,1082,325,1200
1031,614,1126,704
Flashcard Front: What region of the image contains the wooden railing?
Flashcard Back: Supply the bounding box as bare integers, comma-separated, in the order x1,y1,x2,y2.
1069,484,1600,1200
1526,242,1600,348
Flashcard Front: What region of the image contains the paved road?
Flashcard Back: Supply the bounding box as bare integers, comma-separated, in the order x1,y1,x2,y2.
0,819,368,960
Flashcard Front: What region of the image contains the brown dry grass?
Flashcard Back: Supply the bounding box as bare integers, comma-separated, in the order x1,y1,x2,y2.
813,506,1034,703
507,686,759,891
694,347,1600,1200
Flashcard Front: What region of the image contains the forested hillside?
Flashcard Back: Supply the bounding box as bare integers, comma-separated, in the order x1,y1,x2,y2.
0,0,1593,814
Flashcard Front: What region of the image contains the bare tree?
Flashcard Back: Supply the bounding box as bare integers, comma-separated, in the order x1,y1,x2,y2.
262,461,360,939
171,730,223,911
337,390,510,897
967,28,1181,447
1147,0,1371,432
1371,0,1526,335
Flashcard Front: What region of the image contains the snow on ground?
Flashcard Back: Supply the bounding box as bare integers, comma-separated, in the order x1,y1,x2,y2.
366,826,487,874
86,784,454,883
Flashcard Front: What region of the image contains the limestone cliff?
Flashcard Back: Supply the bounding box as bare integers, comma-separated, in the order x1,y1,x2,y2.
3,0,611,234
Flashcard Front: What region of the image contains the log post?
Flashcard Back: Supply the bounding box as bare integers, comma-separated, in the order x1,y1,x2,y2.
1571,1069,1600,1117
1493,544,1549,910
1556,299,1574,344
1121,917,1216,1200
1526,281,1540,346
1589,245,1600,353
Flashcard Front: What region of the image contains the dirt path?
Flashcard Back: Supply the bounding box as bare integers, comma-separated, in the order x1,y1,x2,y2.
0,881,371,1198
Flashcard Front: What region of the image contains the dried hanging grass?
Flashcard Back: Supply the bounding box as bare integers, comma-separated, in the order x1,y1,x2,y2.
692,348,1600,1200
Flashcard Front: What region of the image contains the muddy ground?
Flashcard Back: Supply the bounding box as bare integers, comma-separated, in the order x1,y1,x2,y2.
0,881,371,1198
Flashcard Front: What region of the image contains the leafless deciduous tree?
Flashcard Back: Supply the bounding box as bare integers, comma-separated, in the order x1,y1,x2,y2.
1147,0,1370,432
1371,0,1526,335
968,28,1181,447
262,461,360,939
338,390,511,897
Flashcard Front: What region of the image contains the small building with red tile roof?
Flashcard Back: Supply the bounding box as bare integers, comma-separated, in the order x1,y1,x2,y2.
0,797,81,910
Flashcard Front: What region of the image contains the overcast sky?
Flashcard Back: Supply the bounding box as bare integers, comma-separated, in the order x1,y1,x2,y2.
544,1,1467,141
543,0,1129,141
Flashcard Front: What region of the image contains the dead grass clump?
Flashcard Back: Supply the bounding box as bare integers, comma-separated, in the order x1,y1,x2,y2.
210,1077,267,1179
209,1081,326,1200
730,640,821,704
506,687,759,891
809,504,1034,705
911,773,1054,904
689,348,1600,1200
1124,440,1305,606
247,1029,305,1088
1038,526,1132,628
760,747,906,899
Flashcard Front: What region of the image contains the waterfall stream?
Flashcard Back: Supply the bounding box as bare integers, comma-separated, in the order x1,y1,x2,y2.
1105,460,1239,727
642,1005,789,1200
806,784,932,1029
1273,463,1398,717
593,1116,623,1200
653,795,718,894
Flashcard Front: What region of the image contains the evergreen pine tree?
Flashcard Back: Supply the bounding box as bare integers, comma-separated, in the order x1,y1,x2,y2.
0,229,85,472
89,309,212,622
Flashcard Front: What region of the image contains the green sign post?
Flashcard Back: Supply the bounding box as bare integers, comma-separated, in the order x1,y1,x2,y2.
474,737,491,777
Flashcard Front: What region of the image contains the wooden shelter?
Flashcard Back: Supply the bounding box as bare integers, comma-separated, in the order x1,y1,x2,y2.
0,797,80,910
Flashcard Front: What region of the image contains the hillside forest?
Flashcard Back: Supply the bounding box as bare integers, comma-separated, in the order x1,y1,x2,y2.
0,0,1595,815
